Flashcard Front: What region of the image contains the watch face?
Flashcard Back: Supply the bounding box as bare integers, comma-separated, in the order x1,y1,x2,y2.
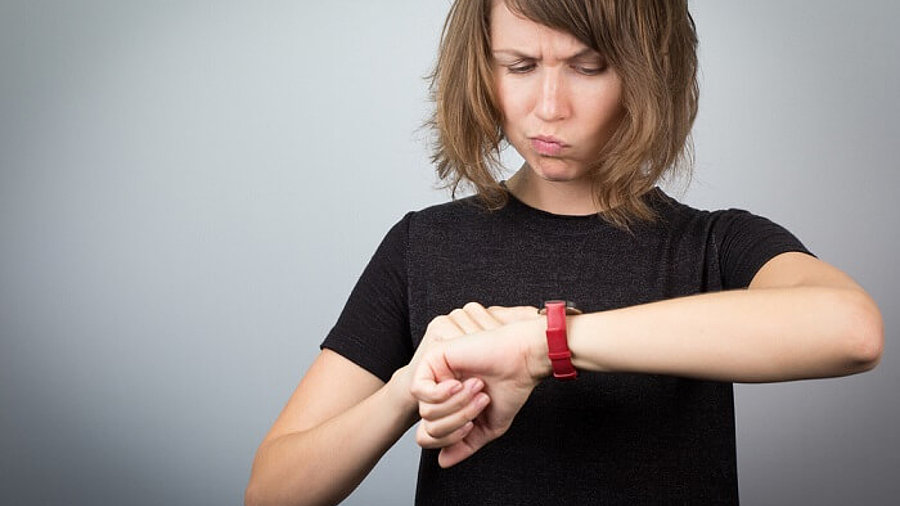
539,300,582,315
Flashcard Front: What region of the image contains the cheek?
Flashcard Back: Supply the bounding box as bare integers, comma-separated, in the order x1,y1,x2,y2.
495,78,529,121
585,91,625,132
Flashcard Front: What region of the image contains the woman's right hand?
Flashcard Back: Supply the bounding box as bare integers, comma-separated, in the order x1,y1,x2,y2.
391,302,495,414
407,303,539,451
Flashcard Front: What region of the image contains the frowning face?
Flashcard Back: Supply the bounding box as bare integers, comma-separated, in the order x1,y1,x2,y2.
490,0,625,184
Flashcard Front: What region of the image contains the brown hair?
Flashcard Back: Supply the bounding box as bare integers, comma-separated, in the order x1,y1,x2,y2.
424,0,699,231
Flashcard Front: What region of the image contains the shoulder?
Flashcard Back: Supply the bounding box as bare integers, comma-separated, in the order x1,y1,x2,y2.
405,194,498,232
646,188,783,235
639,187,717,235
413,195,491,219
378,196,486,240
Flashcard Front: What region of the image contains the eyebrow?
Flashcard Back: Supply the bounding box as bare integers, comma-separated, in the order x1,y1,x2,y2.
491,47,600,60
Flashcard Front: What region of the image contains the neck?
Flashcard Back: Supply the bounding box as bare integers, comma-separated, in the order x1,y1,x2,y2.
506,165,606,216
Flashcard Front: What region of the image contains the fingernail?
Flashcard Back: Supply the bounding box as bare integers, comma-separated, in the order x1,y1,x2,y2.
450,381,463,394
469,378,483,392
475,393,490,407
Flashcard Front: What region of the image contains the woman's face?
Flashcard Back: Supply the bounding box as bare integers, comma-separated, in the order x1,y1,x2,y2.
490,0,625,184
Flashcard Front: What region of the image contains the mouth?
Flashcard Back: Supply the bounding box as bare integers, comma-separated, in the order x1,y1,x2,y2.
529,135,568,156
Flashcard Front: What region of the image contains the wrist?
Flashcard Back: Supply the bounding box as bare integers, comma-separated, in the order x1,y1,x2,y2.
524,317,553,381
387,365,420,426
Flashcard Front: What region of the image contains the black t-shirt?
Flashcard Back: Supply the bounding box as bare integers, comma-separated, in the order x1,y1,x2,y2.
321,186,815,505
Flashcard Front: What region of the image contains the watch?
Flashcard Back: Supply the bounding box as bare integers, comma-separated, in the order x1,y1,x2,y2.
540,300,581,381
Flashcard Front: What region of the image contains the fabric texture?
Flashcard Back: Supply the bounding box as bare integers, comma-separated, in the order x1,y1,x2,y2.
321,185,815,505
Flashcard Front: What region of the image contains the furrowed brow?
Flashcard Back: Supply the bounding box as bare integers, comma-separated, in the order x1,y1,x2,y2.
491,47,600,60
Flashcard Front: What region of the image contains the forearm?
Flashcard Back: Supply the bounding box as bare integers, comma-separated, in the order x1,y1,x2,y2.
246,368,418,506
528,287,882,383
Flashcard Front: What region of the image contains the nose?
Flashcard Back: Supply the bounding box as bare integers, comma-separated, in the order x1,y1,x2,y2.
536,69,569,122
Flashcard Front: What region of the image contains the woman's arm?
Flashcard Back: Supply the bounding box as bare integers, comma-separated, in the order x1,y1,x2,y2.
411,252,884,466
244,350,419,506
244,302,530,505
553,252,884,382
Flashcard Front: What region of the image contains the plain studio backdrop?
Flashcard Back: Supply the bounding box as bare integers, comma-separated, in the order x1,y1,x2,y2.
1,1,897,504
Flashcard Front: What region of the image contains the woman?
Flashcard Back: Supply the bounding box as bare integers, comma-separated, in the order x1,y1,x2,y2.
245,1,883,504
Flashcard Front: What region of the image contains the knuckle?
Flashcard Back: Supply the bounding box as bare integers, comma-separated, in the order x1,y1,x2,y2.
418,403,435,420
415,427,430,446
419,434,442,449
425,315,449,334
448,308,466,319
463,301,484,312
422,421,439,439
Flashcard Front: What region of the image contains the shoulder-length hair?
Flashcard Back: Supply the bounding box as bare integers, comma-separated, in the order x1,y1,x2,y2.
425,0,699,231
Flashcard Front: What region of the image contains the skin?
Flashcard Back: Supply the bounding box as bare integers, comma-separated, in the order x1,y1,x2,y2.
244,304,536,506
246,1,885,502
410,0,884,469
413,267,883,467
489,0,625,215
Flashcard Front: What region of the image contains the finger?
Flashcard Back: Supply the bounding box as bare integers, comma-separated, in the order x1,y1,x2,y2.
420,392,491,440
439,398,522,467
416,419,475,450
437,420,504,468
487,305,542,325
448,307,481,335
461,301,503,331
419,377,484,421
424,314,466,342
412,377,462,404
410,357,459,403
437,425,487,468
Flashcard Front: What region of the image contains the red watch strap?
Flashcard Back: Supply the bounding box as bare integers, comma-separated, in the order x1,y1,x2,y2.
544,300,577,381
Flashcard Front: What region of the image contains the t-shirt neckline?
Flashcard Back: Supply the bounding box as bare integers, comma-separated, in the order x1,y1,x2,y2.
497,180,615,237
500,180,607,221
498,180,668,236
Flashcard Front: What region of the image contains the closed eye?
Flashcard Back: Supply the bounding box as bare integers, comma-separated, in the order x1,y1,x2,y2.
506,63,607,76
507,63,536,74
574,65,606,75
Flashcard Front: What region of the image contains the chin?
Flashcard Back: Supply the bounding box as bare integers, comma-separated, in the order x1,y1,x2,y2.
531,158,582,182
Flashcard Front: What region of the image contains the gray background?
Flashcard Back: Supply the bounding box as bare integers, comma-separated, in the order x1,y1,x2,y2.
1,1,897,504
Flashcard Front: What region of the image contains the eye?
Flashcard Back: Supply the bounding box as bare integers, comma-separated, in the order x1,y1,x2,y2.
573,64,607,76
507,63,536,74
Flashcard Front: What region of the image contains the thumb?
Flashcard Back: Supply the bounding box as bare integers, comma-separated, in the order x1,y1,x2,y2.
410,347,459,404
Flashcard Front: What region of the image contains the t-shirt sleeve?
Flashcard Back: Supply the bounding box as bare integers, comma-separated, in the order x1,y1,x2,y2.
712,208,818,290
320,212,415,383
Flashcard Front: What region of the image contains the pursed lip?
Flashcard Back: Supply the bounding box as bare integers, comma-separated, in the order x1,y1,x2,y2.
529,135,569,146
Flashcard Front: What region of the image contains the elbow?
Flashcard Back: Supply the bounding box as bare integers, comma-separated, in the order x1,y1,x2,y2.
244,447,316,506
244,479,287,506
244,468,266,506
843,289,884,373
244,452,276,506
244,484,260,506
243,481,297,506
